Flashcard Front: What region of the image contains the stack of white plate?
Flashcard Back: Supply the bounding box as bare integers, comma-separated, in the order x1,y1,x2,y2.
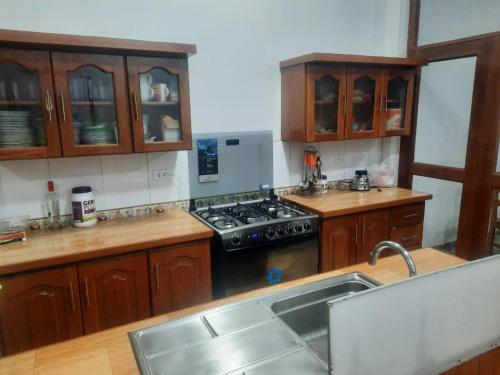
80,123,117,145
0,111,35,148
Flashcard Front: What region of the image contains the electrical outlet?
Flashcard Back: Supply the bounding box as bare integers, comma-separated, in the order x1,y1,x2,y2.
152,169,175,181
334,155,344,164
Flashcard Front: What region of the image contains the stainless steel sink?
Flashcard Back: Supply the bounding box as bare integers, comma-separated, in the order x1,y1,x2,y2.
267,276,379,363
129,272,380,375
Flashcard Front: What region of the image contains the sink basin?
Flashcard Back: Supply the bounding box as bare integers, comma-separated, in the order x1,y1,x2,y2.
268,273,380,363
129,272,380,374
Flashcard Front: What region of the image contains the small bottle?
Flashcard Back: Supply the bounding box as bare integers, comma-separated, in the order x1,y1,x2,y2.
45,180,61,229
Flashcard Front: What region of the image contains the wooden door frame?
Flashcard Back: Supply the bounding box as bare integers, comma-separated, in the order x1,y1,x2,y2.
400,0,500,260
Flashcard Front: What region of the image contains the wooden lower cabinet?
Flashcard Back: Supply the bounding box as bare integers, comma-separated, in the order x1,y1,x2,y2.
441,346,500,374
0,266,82,355
321,203,425,272
149,240,212,315
356,209,390,263
78,253,150,334
321,215,357,271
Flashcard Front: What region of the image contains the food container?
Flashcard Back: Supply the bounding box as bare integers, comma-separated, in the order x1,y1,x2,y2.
72,186,97,227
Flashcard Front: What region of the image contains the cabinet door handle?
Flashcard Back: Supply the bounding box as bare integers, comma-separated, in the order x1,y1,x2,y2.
362,223,366,244
60,89,67,122
378,94,383,113
343,95,347,117
384,94,388,113
154,263,160,290
84,277,90,307
45,90,53,122
403,213,420,219
69,281,76,311
355,224,358,246
132,92,139,120
402,235,418,242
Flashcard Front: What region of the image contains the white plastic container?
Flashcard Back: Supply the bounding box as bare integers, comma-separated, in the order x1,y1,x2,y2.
71,186,97,227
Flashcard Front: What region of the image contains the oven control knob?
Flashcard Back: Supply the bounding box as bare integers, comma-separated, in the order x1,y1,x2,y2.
232,235,241,245
286,226,294,234
295,225,303,233
266,229,275,238
303,223,311,231
276,228,285,237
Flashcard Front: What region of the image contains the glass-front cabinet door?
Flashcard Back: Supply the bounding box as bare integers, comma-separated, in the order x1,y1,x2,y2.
126,56,191,152
307,66,346,141
0,49,61,160
381,69,415,137
51,53,132,156
345,68,383,139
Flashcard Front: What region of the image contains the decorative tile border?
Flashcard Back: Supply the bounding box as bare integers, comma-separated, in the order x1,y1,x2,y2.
28,186,306,231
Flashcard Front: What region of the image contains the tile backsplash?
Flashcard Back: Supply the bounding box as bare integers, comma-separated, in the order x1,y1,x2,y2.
0,138,398,220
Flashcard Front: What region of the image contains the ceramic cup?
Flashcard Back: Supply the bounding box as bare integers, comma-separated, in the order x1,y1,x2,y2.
153,83,169,102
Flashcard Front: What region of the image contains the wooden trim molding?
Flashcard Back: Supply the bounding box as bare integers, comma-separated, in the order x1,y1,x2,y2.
0,29,196,57
280,53,427,69
410,163,465,183
489,173,500,188
407,0,420,52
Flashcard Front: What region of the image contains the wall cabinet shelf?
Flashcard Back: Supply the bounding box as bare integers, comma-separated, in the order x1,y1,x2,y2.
0,29,195,160
281,53,425,143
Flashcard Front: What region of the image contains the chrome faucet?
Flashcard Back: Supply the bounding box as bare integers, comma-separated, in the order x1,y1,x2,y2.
369,241,417,277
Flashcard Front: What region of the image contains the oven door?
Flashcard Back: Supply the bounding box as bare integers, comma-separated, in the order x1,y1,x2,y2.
212,234,319,298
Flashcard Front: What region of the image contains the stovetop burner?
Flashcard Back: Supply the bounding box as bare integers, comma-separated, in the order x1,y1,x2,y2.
193,199,311,232
214,219,237,229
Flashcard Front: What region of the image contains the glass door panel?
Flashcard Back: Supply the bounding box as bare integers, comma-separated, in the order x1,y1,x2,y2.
67,66,118,146
51,52,131,156
385,77,407,132
139,68,181,144
0,62,44,148
314,75,339,135
351,76,375,132
127,56,191,152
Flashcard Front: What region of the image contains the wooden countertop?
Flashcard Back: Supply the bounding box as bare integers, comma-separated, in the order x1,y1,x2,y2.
0,248,465,375
282,187,432,218
0,210,213,276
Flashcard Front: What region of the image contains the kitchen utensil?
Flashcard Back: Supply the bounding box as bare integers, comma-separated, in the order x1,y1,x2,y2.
350,170,370,191
300,146,328,194
153,83,169,102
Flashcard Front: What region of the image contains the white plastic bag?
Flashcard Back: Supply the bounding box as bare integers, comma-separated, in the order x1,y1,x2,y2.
369,163,394,187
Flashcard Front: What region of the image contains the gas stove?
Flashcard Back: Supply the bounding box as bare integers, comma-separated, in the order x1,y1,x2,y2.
192,198,319,252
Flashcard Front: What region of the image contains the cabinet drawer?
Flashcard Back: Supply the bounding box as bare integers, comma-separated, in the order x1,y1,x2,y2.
390,203,425,228
390,224,423,249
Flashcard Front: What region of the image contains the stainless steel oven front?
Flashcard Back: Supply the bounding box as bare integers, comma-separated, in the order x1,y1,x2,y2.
211,233,319,299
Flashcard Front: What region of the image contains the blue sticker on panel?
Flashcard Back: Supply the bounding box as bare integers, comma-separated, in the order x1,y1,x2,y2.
197,139,219,183
267,268,283,285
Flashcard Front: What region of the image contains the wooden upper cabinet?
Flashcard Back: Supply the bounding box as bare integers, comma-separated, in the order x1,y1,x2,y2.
345,67,384,139
280,54,424,143
380,69,415,137
77,253,150,334
51,52,133,156
0,49,61,160
0,266,82,355
306,66,346,142
149,240,212,316
126,56,192,152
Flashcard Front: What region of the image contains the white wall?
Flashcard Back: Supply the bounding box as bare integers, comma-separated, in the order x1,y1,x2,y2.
419,0,500,46
0,0,409,219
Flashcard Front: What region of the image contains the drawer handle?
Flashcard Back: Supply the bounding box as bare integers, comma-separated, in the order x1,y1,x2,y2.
403,213,420,219
154,262,160,290
402,235,418,242
69,281,76,311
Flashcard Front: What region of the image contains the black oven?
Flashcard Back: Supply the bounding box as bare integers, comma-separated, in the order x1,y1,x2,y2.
211,233,319,299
